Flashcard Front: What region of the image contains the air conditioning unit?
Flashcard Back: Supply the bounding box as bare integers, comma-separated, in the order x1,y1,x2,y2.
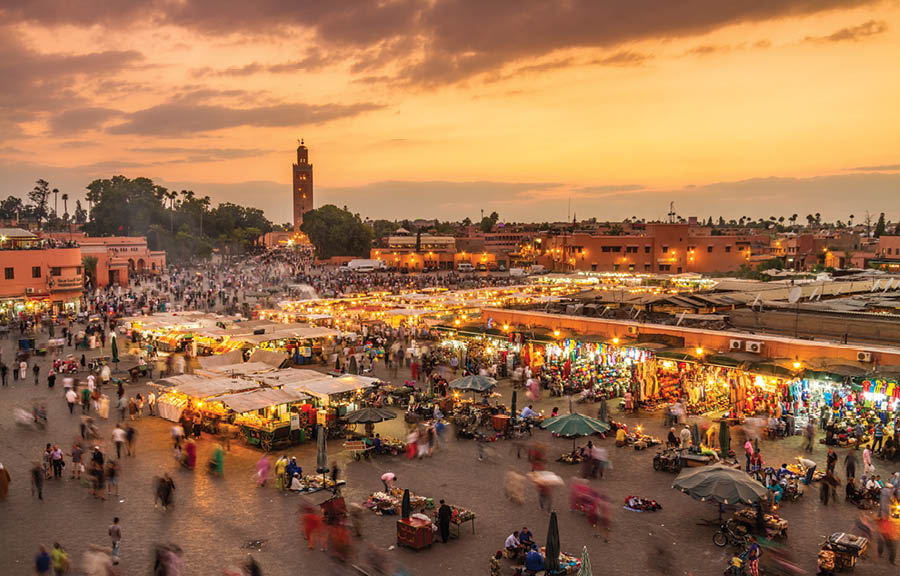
25,287,35,295
627,326,638,336
857,351,872,363
729,339,743,351
745,341,763,354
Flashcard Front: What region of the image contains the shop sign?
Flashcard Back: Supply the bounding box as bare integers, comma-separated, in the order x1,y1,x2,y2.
290,413,300,430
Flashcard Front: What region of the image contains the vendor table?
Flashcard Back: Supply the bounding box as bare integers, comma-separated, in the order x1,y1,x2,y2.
397,518,433,550
445,515,475,539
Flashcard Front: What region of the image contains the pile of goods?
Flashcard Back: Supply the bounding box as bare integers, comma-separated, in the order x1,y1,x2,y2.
379,437,407,456
557,450,584,464
733,508,788,538
624,496,662,512
446,505,475,523
366,488,427,515
291,475,345,493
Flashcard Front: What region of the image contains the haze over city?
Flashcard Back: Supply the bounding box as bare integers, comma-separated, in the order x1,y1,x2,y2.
1,0,899,221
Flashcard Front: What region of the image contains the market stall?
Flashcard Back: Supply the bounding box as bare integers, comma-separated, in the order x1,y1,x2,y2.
155,376,260,422
212,387,310,450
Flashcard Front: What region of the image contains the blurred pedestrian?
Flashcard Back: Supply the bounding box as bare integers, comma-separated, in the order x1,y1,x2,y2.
256,455,271,487
35,545,51,576
51,542,70,575
126,426,136,457
156,473,175,510
108,517,122,565
0,462,10,501
111,424,126,459
31,462,44,500
437,499,452,543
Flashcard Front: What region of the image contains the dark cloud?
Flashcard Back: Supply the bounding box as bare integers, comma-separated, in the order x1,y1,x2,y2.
848,163,900,171
194,49,339,77
804,19,887,42
0,28,142,130
50,107,122,135
684,44,733,56
593,51,652,67
107,100,385,135
1,1,879,85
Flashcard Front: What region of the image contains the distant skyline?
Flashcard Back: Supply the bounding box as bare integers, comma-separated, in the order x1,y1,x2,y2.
1,1,899,223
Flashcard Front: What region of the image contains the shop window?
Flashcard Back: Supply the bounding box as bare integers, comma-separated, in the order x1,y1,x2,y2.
32,266,41,278
51,267,61,276
707,246,713,253
643,263,651,271
725,245,732,253
4,267,13,280
628,264,635,271
613,263,620,271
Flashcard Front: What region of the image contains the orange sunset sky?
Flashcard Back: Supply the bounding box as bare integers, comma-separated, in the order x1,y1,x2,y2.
1,0,899,223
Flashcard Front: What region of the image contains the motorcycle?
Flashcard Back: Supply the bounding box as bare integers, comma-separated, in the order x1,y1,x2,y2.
713,520,751,548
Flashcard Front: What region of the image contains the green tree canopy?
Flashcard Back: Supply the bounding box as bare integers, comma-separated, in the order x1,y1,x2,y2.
300,204,373,259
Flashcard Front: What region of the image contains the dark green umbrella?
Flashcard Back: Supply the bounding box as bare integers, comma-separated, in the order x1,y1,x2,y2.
315,424,328,474
111,334,119,365
545,511,561,573
718,420,730,458
541,412,610,450
449,374,497,392
510,390,518,423
401,488,411,519
540,413,610,437
673,464,768,506
344,406,397,424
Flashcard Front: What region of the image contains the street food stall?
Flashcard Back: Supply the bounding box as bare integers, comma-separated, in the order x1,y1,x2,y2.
294,374,379,436
155,376,260,422
212,387,310,451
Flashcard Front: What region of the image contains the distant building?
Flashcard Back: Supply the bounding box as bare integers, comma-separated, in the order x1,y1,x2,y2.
46,233,165,288
0,228,82,314
292,140,314,231
535,223,758,274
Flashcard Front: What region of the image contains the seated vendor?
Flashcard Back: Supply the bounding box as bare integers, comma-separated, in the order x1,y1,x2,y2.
666,428,678,448
520,405,540,420
519,527,533,546
504,531,524,560
289,472,304,491
286,457,301,479
616,427,627,447
524,545,544,573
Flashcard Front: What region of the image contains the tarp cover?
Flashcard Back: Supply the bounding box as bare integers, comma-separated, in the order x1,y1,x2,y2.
254,368,324,387
298,374,378,397
198,350,244,370
166,377,259,399
672,464,768,505
249,349,290,368
215,387,308,414
206,362,275,376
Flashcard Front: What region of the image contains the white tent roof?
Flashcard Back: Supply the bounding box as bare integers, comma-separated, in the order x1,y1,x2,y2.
165,377,259,399
253,368,324,387
214,387,309,414
295,374,378,397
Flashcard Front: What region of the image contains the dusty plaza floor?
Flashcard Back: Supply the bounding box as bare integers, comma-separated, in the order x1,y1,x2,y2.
1,340,898,576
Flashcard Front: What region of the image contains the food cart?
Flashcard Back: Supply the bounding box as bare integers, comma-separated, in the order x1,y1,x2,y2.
732,507,788,540
212,387,310,451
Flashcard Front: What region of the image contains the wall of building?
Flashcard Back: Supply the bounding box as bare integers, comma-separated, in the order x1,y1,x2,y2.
0,246,82,307
536,223,754,274
480,308,900,367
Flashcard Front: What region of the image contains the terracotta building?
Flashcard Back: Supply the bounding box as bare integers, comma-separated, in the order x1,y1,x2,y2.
46,233,166,287
292,140,314,231
0,228,82,314
535,223,757,274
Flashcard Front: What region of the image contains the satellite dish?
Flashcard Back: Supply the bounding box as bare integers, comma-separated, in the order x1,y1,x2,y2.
788,286,802,304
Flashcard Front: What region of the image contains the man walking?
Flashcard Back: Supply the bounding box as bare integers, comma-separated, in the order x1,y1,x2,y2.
108,517,122,565
873,422,884,453
65,388,77,415
111,425,126,459
804,420,815,453
845,450,857,481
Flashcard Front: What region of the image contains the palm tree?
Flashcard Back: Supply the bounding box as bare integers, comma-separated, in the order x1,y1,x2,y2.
52,188,59,216
61,193,69,220
82,255,99,287
848,214,854,226
789,214,798,227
